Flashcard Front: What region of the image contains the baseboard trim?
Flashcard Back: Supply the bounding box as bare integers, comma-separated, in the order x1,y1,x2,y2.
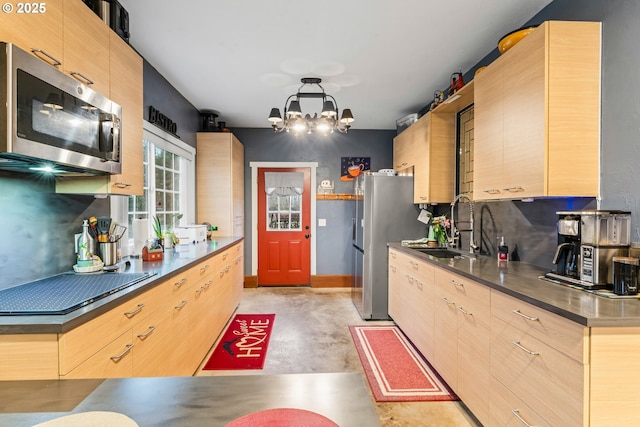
243,275,352,288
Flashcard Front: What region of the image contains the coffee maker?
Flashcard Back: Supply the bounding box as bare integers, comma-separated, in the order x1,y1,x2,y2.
546,210,631,289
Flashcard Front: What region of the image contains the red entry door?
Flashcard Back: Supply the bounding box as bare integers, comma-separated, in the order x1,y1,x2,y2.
257,167,311,286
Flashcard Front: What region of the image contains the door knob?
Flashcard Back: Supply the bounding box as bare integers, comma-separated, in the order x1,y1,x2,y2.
305,225,310,230
305,234,310,239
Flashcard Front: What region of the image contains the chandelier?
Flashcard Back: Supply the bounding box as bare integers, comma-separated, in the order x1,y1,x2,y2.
268,77,354,135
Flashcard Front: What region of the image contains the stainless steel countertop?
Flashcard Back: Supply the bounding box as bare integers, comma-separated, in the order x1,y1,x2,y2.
389,242,640,327
0,237,243,334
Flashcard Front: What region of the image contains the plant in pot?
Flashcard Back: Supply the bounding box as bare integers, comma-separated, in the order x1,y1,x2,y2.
153,214,183,250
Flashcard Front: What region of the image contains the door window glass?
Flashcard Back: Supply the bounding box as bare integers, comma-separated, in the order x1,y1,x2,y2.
267,194,302,231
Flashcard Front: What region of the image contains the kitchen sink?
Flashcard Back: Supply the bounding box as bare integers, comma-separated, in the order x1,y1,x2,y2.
412,248,470,259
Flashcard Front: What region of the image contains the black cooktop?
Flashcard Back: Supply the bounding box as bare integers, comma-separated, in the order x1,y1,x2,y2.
0,272,152,315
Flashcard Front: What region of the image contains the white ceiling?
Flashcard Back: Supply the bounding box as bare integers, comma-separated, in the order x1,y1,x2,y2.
118,0,553,131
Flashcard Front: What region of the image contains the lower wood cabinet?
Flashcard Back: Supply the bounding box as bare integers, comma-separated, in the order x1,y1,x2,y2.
10,241,244,381
388,248,637,427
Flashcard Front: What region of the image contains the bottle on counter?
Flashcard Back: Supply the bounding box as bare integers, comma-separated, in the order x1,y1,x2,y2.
498,236,509,262
77,219,95,266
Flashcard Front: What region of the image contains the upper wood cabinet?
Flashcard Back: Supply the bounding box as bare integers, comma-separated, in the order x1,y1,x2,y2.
55,33,143,196
196,133,245,237
63,0,110,95
0,2,64,68
393,111,456,204
474,21,601,200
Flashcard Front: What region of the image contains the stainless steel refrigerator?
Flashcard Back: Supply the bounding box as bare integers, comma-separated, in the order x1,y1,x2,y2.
351,172,426,320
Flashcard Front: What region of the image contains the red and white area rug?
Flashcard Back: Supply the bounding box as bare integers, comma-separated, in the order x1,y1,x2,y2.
349,325,458,402
203,314,275,370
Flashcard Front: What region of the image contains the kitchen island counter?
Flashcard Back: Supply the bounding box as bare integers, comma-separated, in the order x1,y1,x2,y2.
0,237,243,334
389,242,640,327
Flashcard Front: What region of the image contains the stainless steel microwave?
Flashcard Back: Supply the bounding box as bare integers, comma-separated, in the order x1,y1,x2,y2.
0,42,121,175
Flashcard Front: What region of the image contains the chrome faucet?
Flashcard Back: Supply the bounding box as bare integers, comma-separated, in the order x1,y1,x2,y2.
449,193,479,254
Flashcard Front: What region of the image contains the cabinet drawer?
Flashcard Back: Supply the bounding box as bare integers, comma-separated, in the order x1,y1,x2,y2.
389,249,434,283
62,330,133,379
491,315,586,427
489,375,552,427
59,283,167,375
491,290,587,363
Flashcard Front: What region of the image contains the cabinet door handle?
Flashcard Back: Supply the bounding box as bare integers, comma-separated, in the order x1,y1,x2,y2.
203,280,213,289
441,297,455,305
511,409,538,427
483,189,501,194
512,340,540,356
457,306,472,316
390,252,397,259
416,281,423,291
30,48,61,67
124,303,145,318
390,266,397,273
200,264,210,274
114,182,132,188
222,253,229,260
174,277,187,288
110,343,134,362
504,186,524,193
174,300,188,310
70,71,94,85
449,279,464,287
195,286,204,295
512,309,539,322
137,325,156,340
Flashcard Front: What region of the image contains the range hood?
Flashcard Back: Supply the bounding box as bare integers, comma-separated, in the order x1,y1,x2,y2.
0,154,106,176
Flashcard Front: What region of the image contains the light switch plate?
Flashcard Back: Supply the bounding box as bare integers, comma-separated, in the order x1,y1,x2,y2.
318,218,327,227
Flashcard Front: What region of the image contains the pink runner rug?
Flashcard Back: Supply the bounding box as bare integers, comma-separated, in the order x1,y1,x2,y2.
349,325,458,402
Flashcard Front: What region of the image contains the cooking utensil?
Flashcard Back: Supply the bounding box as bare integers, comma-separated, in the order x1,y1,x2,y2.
88,216,98,238
111,224,127,242
96,216,112,243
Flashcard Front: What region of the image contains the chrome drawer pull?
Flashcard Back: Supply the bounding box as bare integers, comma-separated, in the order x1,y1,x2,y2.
441,297,455,305
70,71,94,85
408,277,415,285
410,261,418,269
512,409,538,427
416,281,423,291
449,279,464,287
110,344,133,362
390,266,397,273
200,264,210,274
195,286,204,295
484,189,501,194
124,303,145,318
504,186,525,193
174,300,188,310
174,277,188,288
203,280,213,289
512,340,540,356
30,48,61,66
114,182,132,188
512,309,539,322
137,325,156,339
222,253,229,260
457,306,472,316
390,252,397,259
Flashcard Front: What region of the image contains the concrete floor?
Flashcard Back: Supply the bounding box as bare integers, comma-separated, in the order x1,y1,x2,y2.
197,287,482,427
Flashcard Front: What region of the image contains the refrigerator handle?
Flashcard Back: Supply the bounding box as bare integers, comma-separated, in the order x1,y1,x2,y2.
352,217,356,242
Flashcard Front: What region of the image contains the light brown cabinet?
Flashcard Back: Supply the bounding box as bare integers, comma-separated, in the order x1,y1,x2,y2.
55,32,144,196
0,2,64,68
474,21,601,200
392,111,456,204
0,242,247,381
434,268,491,422
62,0,110,95
197,133,245,237
388,248,435,361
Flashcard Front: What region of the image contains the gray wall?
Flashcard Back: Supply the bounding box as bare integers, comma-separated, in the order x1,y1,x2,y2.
230,128,396,275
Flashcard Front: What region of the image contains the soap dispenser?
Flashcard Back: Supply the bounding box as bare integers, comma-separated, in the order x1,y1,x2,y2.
498,236,508,261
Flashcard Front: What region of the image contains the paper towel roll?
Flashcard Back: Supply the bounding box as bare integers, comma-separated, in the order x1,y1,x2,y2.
132,218,149,256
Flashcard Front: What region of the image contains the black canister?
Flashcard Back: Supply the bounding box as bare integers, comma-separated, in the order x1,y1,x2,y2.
613,256,639,295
